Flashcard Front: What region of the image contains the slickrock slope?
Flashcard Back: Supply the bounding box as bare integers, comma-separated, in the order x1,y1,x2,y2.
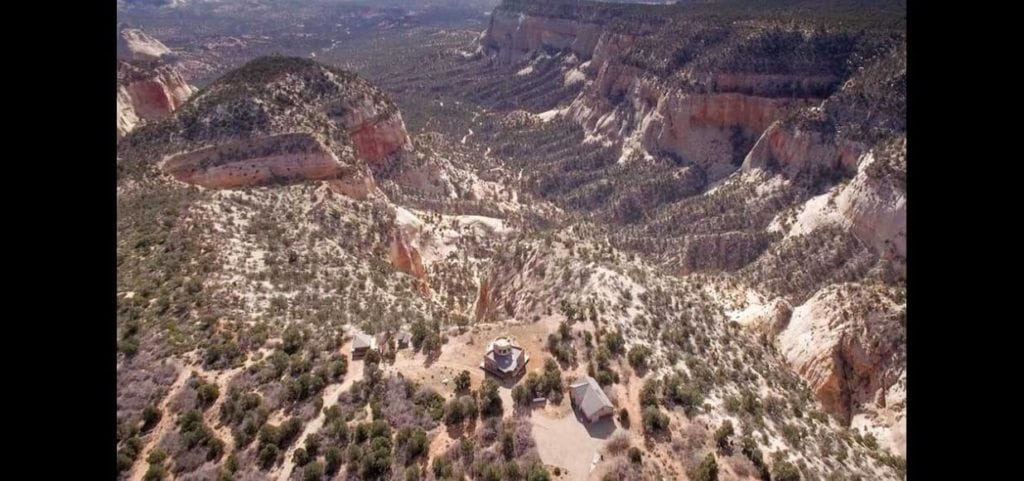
117,28,194,141
778,282,906,456
137,56,412,190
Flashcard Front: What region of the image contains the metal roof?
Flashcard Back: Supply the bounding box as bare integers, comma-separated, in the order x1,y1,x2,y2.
570,376,613,418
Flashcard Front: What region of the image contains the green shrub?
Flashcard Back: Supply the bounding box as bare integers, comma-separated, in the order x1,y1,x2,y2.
454,370,472,392
688,453,718,481
501,431,515,459
627,345,652,370
141,406,162,431
324,446,343,475
146,448,168,465
116,452,134,473
258,443,280,469
396,427,428,464
197,382,220,409
641,406,669,434
293,447,310,467
444,398,464,425
527,463,551,481
603,331,625,354
772,460,801,481
714,420,734,452
143,464,167,481
639,380,661,407
480,379,503,417
512,384,531,406
302,461,325,481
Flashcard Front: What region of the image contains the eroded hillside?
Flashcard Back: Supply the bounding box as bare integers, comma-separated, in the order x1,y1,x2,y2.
117,1,907,480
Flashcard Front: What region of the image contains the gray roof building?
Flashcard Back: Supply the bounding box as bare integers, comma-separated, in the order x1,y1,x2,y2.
351,331,376,357
570,376,615,423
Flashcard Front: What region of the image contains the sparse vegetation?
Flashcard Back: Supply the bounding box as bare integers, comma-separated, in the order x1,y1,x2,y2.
116,1,906,479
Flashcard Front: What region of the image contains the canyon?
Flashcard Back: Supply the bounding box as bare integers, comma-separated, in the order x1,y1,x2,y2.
116,1,907,480
477,0,907,457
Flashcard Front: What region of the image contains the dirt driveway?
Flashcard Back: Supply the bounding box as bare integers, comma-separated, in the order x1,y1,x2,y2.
531,410,618,481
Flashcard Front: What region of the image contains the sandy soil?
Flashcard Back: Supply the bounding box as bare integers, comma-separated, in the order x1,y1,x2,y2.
532,411,618,481
381,320,558,399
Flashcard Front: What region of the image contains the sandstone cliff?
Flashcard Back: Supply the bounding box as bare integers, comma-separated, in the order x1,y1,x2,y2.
778,282,906,456
160,133,357,189
144,57,412,190
117,63,194,140
116,29,195,141
390,207,430,293
480,3,854,182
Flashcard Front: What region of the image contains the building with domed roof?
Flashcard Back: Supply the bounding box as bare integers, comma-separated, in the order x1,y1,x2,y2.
480,335,529,380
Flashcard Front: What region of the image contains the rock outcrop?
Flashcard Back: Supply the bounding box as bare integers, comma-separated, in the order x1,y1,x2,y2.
117,28,173,63
327,166,378,200
777,282,906,455
117,64,194,140
390,228,429,294
480,1,858,182
116,28,194,141
481,7,605,65
742,121,864,179
390,207,430,293
160,133,356,189
836,140,907,274
151,57,411,190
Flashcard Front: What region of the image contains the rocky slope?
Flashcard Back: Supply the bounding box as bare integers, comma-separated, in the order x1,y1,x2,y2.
134,56,412,190
117,28,195,141
777,281,906,456
473,0,907,458
116,57,499,481
116,3,907,480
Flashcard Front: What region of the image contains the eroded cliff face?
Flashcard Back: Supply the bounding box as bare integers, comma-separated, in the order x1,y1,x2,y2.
778,282,906,456
117,66,195,140
836,143,907,273
117,27,173,63
116,28,195,141
327,166,378,200
160,133,355,189
481,9,605,65
743,121,863,179
150,57,412,190
390,228,429,294
390,207,430,293
482,8,824,182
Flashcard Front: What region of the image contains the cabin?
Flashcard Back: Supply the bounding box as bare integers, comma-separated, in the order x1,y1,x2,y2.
570,376,615,424
351,331,377,358
480,336,529,380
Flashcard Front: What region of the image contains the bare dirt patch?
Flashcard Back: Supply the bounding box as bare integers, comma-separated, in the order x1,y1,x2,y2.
532,410,619,481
